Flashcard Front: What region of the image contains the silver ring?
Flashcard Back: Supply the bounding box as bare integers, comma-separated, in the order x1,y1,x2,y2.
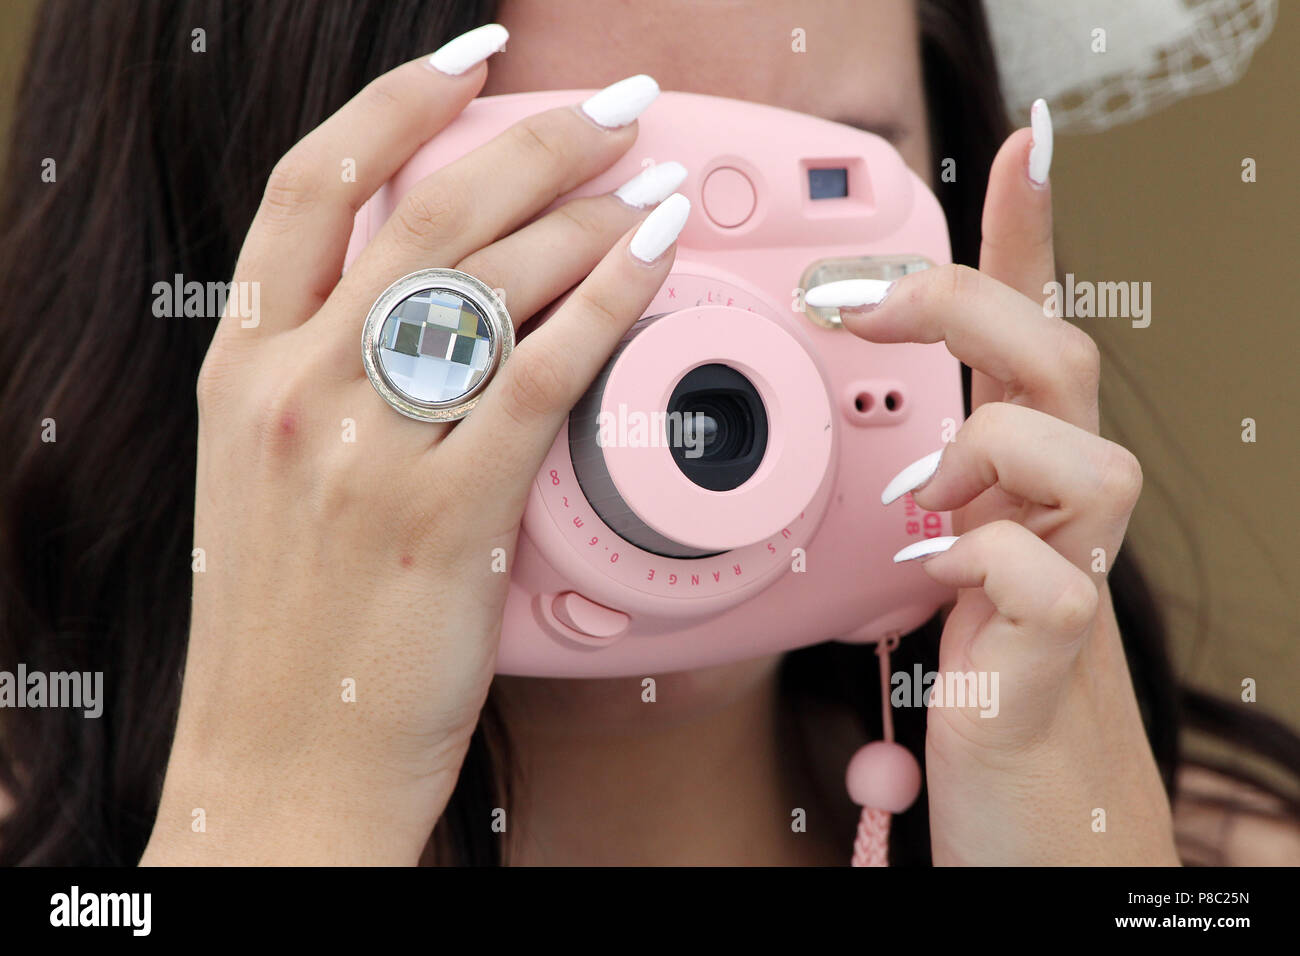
361,268,513,422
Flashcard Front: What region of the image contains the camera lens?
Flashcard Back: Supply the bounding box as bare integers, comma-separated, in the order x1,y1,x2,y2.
564,305,833,559
667,364,768,491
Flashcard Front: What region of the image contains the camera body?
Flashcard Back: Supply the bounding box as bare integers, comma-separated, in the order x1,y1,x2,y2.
345,90,962,677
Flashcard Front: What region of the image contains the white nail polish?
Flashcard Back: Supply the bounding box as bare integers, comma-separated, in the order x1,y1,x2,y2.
428,23,509,75
629,193,690,263
893,536,959,564
881,448,945,506
614,161,688,208
1028,98,1053,186
804,279,894,310
581,74,660,129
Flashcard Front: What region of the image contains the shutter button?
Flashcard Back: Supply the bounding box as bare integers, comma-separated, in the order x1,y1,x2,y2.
701,167,756,228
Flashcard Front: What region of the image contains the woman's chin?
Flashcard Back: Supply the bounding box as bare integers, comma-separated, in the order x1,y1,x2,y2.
492,651,785,742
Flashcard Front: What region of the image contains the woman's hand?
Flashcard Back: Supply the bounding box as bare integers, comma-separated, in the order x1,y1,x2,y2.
829,103,1180,864
141,30,688,864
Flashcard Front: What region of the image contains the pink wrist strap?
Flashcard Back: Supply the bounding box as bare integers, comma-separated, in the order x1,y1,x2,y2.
846,635,920,867
851,808,892,867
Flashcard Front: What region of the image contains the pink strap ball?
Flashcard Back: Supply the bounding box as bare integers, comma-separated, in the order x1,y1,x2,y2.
845,741,922,814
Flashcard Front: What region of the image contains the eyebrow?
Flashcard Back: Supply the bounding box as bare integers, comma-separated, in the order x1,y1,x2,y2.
835,117,907,143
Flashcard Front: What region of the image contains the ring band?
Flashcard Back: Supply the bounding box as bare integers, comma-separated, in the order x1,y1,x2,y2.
361,268,513,422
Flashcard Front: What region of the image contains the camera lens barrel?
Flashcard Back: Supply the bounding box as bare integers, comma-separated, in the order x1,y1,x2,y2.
566,306,834,559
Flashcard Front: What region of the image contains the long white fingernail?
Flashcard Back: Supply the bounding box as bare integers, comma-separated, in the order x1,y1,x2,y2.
1028,98,1053,186
428,23,509,75
581,74,660,129
881,448,945,506
614,161,688,208
629,193,690,262
893,536,959,563
804,279,895,310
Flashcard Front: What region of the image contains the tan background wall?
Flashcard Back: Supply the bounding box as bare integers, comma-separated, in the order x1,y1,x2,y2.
1050,10,1299,740
0,1,37,146
1,4,1296,732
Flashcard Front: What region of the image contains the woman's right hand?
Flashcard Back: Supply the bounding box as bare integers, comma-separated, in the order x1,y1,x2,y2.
141,27,688,864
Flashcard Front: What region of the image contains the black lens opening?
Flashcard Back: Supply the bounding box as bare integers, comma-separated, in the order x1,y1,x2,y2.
666,364,768,492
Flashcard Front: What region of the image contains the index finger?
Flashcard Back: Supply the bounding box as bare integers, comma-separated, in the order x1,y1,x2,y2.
974,100,1056,410
978,102,1056,302
809,265,1100,433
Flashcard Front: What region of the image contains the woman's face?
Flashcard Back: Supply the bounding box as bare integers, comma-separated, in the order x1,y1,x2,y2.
484,0,932,730
486,0,931,180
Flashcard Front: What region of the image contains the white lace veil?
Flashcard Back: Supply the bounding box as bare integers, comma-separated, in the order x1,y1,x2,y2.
983,0,1278,132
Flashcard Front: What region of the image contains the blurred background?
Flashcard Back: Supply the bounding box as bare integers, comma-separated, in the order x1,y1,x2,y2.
1042,7,1299,785
1,2,1296,775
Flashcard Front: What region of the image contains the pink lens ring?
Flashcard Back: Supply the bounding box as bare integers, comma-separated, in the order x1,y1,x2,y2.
597,306,834,554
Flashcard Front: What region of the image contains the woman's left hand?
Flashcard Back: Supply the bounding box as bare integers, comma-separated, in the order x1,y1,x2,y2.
829,104,1180,864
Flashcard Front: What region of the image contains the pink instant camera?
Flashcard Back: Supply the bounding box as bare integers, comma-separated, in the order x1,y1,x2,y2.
346,90,962,677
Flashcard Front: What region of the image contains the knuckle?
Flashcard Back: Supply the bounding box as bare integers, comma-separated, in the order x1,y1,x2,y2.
360,75,404,114
1058,325,1101,393
250,376,311,458
961,403,1023,462
980,518,1025,555
195,333,241,415
504,345,572,421
315,460,358,523
966,400,1016,438
511,115,568,167
938,263,983,305
1047,573,1100,635
261,153,320,223
1094,442,1143,511
556,198,608,243
572,286,623,334
452,251,496,291
391,186,468,250
195,356,223,415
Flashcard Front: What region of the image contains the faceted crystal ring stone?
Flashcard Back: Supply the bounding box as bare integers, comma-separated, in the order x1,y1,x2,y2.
361,268,514,423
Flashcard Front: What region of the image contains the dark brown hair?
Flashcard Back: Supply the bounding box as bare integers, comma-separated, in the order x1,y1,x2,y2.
1,0,1295,866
